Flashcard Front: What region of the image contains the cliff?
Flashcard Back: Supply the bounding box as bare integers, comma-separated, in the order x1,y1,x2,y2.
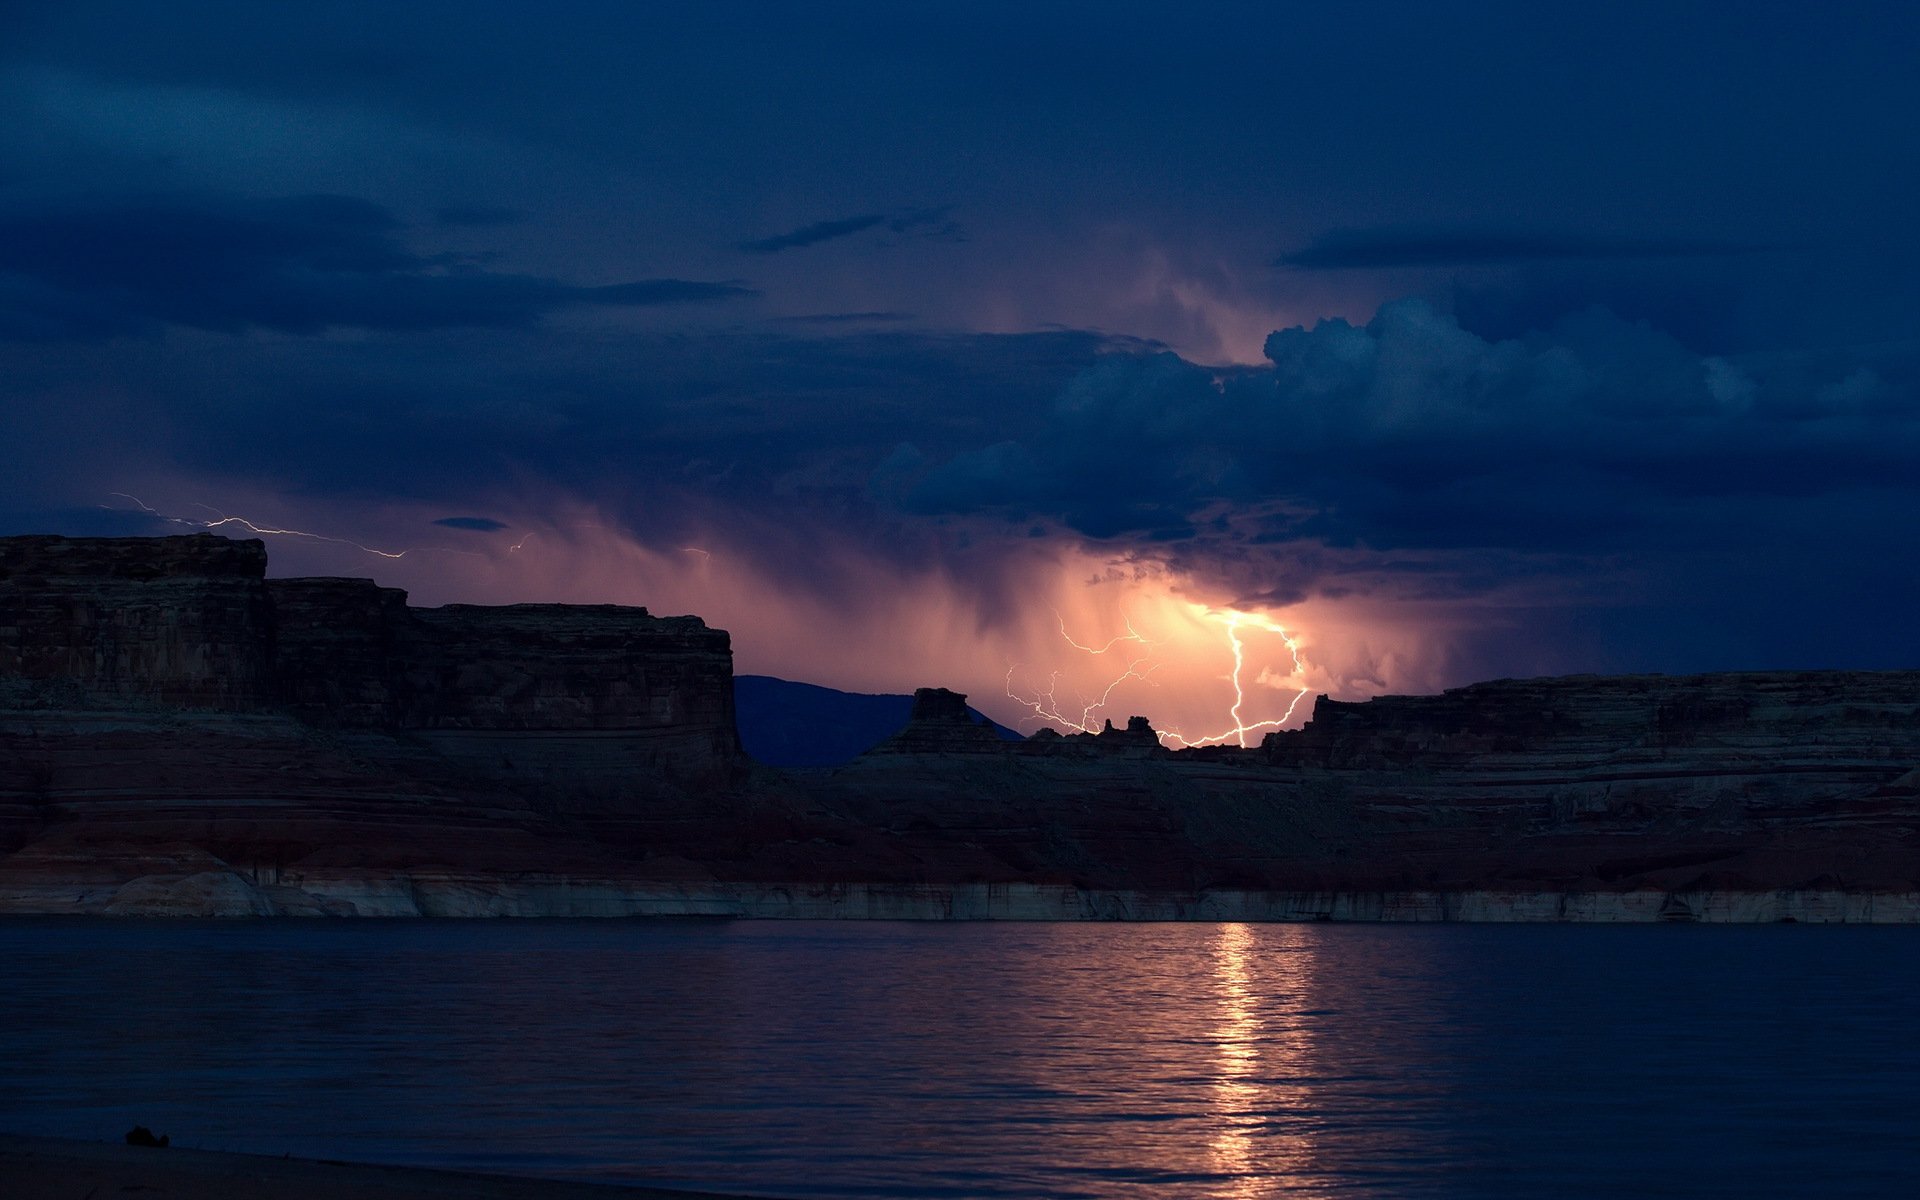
1262,672,1920,849
1,534,1916,919
269,579,739,799
0,535,739,787
0,535,747,906
0,534,274,709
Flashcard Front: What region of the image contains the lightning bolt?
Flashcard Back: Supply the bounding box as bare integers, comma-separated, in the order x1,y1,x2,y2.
1004,611,1165,734
1003,653,1163,734
1157,609,1312,749
107,494,410,560
1054,608,1147,654
1009,605,1312,749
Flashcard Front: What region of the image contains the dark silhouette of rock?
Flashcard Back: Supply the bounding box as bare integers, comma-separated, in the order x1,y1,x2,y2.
124,1126,169,1148
0,534,741,797
732,675,1019,767
865,688,1008,754
910,687,971,723
1085,715,1160,753
2,534,1918,919
0,534,273,709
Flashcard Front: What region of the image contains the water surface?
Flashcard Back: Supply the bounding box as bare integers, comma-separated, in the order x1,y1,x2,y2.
2,919,1914,1198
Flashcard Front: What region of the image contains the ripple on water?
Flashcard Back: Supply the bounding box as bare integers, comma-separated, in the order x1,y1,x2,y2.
1,919,1916,1199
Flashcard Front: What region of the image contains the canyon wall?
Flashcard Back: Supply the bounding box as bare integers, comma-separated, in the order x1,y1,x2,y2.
0,535,742,854
268,579,741,798
2,534,1915,918
1260,672,1920,850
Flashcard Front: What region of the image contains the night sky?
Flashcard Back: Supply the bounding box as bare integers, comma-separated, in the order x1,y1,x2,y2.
3,2,1916,740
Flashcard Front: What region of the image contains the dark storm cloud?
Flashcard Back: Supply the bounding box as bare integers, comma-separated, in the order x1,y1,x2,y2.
0,321,1118,530
2,1,1916,680
433,516,508,531
738,208,963,255
1277,227,1760,271
0,323,1122,619
858,301,1920,671
4,300,1917,673
0,195,755,338
739,215,889,254
903,300,1920,559
1448,271,1749,353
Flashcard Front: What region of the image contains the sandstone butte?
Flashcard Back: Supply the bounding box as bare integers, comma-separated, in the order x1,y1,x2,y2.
1,533,1916,921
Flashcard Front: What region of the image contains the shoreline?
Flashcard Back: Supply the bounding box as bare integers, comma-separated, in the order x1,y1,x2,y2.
4,877,1919,921
0,1132,761,1200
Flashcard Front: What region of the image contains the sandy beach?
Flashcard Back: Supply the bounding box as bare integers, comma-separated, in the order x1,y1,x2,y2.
0,1133,761,1200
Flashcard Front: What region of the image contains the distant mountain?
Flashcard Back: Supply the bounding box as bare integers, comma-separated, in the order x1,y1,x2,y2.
734,675,1024,767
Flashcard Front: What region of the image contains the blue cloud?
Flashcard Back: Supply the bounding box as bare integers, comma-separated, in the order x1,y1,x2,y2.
738,208,963,255
0,194,756,339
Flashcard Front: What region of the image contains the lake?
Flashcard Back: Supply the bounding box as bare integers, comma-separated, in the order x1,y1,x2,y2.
2,919,1915,1198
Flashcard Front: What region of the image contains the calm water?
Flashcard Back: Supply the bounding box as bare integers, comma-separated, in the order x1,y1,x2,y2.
1,920,1915,1198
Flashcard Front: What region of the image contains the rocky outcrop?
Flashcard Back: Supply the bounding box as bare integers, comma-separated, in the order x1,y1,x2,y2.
1,534,1916,919
865,687,1007,754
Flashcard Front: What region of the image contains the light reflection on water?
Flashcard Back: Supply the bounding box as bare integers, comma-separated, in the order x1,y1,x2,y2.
1,919,1916,1199
1207,923,1266,1194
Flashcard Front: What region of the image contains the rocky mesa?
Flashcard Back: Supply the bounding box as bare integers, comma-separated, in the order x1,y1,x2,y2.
2,534,1916,920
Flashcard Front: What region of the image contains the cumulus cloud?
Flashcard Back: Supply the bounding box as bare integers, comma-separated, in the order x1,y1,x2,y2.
886,299,1920,669
3,299,1915,685
0,194,756,338
907,300,1918,541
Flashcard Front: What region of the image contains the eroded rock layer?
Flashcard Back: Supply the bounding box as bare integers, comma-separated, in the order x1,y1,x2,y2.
0,534,743,874
1,534,1916,918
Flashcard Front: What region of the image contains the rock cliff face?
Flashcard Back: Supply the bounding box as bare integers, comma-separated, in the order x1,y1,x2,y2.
0,535,274,709
2,534,1916,919
0,535,743,881
801,670,1918,901
0,535,739,788
1263,672,1920,847
268,580,740,799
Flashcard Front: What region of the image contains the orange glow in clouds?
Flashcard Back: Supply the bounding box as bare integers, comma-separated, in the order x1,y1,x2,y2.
104,491,1444,736
1005,602,1312,746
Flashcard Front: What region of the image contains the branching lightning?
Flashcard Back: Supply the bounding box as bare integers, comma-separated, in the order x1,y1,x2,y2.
1006,604,1313,749
1000,608,1160,733
1003,652,1163,735
1157,609,1312,749
1055,608,1148,655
